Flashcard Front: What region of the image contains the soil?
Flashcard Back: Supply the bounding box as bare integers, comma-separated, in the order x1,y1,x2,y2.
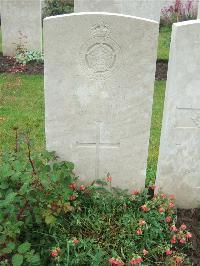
0,54,168,80
155,59,168,81
177,208,200,265
0,54,44,75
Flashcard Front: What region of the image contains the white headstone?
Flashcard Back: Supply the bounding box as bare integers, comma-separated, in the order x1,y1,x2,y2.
44,13,159,190
1,0,42,56
156,20,200,209
198,0,200,18
74,0,161,22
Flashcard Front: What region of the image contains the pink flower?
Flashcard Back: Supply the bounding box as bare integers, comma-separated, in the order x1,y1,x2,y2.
69,195,77,201
132,189,140,195
169,194,175,200
165,216,172,223
129,257,143,265
69,183,77,190
109,258,124,266
186,232,192,239
51,250,58,257
107,175,112,182
109,258,116,265
170,225,178,232
170,235,177,244
141,204,149,212
149,185,156,190
80,185,86,191
180,224,187,230
136,228,142,235
161,193,166,198
165,250,172,255
139,219,146,226
169,201,174,208
175,256,184,264
180,238,186,244
159,207,165,213
154,193,158,198
72,239,79,245
143,249,148,256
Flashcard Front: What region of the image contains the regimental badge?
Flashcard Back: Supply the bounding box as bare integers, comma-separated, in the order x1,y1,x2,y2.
80,21,121,80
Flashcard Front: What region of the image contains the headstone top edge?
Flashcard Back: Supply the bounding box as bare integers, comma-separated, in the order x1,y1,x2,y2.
173,19,200,28
43,12,158,25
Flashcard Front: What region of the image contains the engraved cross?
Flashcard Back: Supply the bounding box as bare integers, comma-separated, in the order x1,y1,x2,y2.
175,107,200,146
76,122,120,179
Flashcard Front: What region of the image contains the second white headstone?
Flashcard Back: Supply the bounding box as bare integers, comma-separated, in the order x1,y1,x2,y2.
1,0,42,56
74,0,161,22
156,20,200,209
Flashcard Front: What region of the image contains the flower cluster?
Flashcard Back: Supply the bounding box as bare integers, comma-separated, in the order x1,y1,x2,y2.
129,256,143,265
50,247,61,257
169,223,192,245
68,182,86,201
109,257,124,266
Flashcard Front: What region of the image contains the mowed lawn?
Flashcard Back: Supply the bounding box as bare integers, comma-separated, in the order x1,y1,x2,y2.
0,74,45,151
157,25,172,60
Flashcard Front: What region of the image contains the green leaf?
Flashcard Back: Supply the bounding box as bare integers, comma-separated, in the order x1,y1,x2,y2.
0,164,14,178
2,247,13,254
7,242,16,251
44,212,56,225
0,182,9,190
50,173,59,182
18,242,31,254
12,254,23,266
63,189,72,200
0,192,17,208
12,161,24,172
28,254,40,265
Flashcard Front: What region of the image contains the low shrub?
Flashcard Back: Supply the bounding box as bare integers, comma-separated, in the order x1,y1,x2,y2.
0,135,192,265
161,0,197,26
13,31,43,65
15,50,44,66
43,0,73,18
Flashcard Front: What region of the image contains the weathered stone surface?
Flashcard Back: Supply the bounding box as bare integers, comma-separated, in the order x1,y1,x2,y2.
74,0,161,22
156,20,200,209
44,13,158,189
1,0,42,56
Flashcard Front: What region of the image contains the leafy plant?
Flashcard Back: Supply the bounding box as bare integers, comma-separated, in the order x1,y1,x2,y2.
13,31,43,65
161,0,197,26
0,132,75,265
43,0,73,18
0,132,193,265
15,50,44,66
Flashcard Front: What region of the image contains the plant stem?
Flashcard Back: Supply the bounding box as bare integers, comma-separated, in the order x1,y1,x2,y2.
25,136,36,175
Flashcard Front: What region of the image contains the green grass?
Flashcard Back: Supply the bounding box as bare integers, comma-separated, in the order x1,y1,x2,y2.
146,80,166,184
0,29,2,54
0,74,45,151
0,73,166,183
157,25,172,60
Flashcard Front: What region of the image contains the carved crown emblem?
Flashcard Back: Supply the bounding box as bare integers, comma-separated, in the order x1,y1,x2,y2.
92,22,110,38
